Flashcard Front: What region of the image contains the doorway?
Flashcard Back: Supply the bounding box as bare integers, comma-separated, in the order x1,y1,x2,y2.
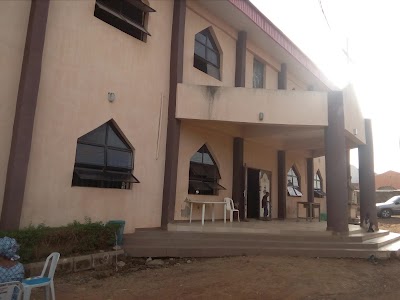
246,168,271,219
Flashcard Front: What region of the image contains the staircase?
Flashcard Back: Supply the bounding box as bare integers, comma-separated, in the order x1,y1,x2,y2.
124,228,400,259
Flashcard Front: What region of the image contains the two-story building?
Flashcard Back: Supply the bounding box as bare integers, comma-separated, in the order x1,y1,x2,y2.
0,0,376,234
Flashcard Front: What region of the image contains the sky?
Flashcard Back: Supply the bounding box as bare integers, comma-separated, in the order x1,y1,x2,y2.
250,0,400,174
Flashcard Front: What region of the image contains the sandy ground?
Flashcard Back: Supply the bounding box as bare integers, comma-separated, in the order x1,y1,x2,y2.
30,217,400,300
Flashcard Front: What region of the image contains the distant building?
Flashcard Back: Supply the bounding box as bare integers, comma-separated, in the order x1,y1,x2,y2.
375,171,400,190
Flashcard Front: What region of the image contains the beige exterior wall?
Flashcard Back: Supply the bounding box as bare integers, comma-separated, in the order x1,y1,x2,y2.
0,0,32,217
176,83,328,126
19,0,174,232
174,122,233,221
183,2,237,87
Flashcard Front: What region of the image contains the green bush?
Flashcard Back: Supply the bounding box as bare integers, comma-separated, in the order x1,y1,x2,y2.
0,219,120,263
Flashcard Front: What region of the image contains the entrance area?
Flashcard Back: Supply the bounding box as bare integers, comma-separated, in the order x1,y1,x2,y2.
246,168,271,219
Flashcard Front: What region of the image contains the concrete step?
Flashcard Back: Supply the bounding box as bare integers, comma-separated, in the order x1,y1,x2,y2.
124,245,396,259
126,230,390,244
124,233,400,250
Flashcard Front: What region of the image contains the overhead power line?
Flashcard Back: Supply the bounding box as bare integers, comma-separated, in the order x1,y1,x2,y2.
318,0,331,30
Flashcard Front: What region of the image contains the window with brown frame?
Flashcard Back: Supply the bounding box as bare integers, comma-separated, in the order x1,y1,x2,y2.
253,58,265,88
287,166,302,197
314,170,326,198
188,145,225,195
193,28,221,80
72,121,139,189
94,0,155,42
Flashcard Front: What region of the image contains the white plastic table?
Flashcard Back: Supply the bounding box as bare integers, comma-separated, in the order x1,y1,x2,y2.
188,200,227,225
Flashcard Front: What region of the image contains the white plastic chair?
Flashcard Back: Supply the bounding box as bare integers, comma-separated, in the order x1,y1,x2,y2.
22,252,60,300
0,281,23,300
224,197,240,222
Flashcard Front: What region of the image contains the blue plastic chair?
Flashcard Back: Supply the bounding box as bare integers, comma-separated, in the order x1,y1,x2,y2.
22,252,60,300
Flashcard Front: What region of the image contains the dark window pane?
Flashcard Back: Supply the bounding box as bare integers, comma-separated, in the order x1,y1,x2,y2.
76,144,105,166
202,152,214,165
207,64,220,80
253,59,264,88
107,126,128,149
195,32,207,44
121,0,144,25
98,0,121,12
107,149,132,169
207,50,218,66
78,124,107,144
203,164,220,180
205,182,226,190
206,36,216,50
194,41,206,58
190,152,203,163
194,55,207,73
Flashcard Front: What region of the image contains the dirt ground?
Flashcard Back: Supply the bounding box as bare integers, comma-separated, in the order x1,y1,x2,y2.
31,218,400,300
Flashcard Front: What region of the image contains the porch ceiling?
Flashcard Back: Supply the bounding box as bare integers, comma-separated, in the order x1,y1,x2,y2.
185,120,359,157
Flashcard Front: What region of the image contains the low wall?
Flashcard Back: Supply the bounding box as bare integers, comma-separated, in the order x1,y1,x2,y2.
354,190,400,204
24,249,125,277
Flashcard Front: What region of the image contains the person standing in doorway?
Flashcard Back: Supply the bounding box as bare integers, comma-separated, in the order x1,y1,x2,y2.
262,190,270,220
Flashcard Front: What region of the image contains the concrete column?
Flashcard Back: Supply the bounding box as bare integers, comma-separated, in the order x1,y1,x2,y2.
359,119,378,229
324,91,349,233
161,0,186,229
307,158,314,203
278,63,287,90
235,31,247,88
1,0,50,230
277,151,286,219
233,138,244,219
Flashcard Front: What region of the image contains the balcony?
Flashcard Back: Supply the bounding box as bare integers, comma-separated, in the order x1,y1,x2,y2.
176,83,328,127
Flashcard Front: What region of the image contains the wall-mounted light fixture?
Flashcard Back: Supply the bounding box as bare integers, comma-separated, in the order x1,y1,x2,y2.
259,112,264,121
353,128,358,135
108,92,116,103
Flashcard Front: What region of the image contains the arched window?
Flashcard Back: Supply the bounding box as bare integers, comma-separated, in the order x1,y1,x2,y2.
72,120,139,189
193,28,221,80
188,145,225,195
314,170,326,197
287,165,302,197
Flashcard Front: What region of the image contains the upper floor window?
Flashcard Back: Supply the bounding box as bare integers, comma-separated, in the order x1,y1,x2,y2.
287,165,302,197
188,145,225,195
94,0,155,42
194,28,221,80
314,170,326,198
72,120,139,189
253,58,265,88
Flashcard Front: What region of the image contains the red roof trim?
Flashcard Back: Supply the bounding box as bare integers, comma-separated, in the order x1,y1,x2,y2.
229,0,334,90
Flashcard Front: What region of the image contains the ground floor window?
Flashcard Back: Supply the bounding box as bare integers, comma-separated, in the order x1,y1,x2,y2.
188,144,225,195
287,165,302,197
72,120,139,189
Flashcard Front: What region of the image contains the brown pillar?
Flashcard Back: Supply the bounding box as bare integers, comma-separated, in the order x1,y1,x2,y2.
307,158,314,203
233,138,244,219
359,119,378,229
278,63,287,90
235,31,247,87
324,91,349,233
161,0,186,229
0,0,50,230
278,151,286,219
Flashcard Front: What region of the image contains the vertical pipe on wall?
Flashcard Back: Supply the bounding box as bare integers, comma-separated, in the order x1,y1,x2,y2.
161,0,186,229
0,0,50,230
